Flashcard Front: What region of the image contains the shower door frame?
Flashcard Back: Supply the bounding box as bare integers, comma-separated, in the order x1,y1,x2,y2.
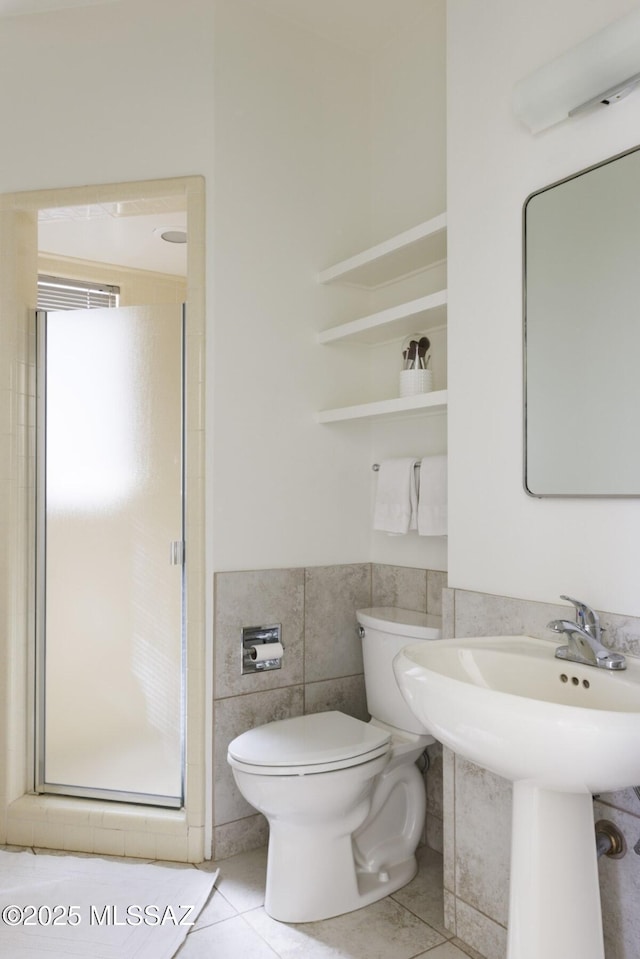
0,175,208,862
34,305,187,809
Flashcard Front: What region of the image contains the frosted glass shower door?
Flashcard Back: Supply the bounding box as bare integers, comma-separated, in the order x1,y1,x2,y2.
37,304,184,806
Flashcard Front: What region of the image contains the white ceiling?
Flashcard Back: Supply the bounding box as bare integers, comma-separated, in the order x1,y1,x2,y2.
38,208,188,277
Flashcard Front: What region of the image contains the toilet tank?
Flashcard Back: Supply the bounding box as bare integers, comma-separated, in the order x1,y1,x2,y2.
356,606,442,735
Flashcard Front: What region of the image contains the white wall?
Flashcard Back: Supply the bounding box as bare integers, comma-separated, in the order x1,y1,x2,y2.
447,0,640,616
0,0,214,192
0,0,447,579
369,0,448,571
370,0,446,241
210,0,374,572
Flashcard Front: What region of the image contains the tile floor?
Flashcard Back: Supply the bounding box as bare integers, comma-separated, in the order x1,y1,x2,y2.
0,842,484,959
179,845,484,959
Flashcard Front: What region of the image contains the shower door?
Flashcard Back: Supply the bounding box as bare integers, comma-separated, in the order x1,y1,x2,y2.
36,304,185,807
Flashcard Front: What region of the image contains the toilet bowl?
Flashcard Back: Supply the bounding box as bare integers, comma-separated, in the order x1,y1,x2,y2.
227,606,442,923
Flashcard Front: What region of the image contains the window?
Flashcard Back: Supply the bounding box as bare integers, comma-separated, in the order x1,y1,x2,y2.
37,275,120,311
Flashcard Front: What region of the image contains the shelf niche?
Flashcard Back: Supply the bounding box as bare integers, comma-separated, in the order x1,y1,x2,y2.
316,213,448,424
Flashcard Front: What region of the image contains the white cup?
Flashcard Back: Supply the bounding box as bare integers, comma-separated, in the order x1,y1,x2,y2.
399,369,433,397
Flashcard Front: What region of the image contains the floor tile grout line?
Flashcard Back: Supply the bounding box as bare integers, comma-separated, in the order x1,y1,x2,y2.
237,908,282,957
387,895,451,940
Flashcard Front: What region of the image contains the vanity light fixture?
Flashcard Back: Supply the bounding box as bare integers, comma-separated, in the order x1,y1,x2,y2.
513,5,640,133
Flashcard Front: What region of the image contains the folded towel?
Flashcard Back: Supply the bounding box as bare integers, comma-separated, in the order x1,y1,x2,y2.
373,458,418,534
418,455,447,536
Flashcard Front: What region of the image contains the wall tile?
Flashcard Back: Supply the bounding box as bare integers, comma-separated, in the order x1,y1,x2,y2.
213,686,304,826
214,568,304,698
427,569,448,616
597,786,640,818
443,889,456,935
213,814,268,862
453,589,640,658
442,747,456,894
371,563,427,611
454,756,511,928
425,741,444,855
305,674,368,722
426,741,444,821
454,898,507,959
442,587,455,639
594,799,640,959
598,611,640,658
426,813,443,855
304,564,371,683
453,589,564,642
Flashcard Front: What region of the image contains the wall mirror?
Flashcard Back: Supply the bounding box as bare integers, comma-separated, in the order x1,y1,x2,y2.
524,143,640,496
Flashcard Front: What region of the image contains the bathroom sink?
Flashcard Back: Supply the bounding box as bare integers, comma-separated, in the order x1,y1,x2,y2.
393,633,640,792
393,634,640,959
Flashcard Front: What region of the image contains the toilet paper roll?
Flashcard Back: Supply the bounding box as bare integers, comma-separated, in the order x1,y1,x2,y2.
250,641,284,663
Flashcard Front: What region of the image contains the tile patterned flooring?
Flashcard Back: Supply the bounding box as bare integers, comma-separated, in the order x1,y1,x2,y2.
178,845,482,959
0,842,482,959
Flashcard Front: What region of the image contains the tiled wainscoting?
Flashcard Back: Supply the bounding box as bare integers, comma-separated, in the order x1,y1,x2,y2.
441,588,640,959
212,564,446,862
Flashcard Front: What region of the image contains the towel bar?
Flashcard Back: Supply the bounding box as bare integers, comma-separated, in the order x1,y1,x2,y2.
372,462,421,472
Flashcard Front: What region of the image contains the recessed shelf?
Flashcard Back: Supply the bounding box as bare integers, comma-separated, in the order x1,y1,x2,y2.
316,389,448,424
318,213,447,289
317,290,447,346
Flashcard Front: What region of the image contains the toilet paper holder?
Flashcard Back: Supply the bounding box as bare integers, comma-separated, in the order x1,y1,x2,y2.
242,624,284,674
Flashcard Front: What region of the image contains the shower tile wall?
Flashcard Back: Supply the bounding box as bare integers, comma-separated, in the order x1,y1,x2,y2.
212,563,446,861
442,587,640,959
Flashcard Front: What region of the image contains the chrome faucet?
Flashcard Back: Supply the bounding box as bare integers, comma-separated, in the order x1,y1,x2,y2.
547,595,626,670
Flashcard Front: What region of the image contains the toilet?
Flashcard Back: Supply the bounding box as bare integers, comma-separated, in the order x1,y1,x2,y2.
227,606,441,923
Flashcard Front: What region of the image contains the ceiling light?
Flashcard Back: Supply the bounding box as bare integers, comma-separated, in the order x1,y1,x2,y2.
159,229,187,244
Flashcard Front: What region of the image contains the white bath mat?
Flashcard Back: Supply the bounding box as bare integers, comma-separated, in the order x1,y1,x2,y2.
0,849,218,959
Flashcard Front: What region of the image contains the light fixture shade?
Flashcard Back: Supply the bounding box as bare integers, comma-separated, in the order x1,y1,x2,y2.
513,5,640,134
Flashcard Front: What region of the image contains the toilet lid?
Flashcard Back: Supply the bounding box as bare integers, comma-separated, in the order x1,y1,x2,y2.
228,711,390,771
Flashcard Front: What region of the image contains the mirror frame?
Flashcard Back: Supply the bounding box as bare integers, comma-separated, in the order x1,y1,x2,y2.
523,142,640,498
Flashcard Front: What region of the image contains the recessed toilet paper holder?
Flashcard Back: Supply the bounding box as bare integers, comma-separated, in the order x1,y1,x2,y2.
242,624,283,674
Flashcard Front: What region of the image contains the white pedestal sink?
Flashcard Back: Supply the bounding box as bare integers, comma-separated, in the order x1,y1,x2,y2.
393,635,640,959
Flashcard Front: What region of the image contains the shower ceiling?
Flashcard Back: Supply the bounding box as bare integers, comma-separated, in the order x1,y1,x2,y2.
38,198,187,277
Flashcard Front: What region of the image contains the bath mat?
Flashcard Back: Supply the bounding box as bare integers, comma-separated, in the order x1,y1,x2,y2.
0,849,218,958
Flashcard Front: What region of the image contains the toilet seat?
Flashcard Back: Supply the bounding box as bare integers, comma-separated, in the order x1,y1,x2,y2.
227,711,391,776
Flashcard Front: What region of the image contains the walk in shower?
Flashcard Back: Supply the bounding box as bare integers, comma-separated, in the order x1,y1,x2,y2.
35,303,185,807
1,175,206,860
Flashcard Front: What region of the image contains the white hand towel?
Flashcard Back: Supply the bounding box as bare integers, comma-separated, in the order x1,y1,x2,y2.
418,455,448,536
373,458,418,534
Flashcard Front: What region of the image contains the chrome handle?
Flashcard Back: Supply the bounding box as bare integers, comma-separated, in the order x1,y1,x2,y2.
170,540,185,566
560,594,600,633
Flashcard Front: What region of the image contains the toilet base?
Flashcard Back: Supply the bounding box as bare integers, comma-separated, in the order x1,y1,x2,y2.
265,819,419,924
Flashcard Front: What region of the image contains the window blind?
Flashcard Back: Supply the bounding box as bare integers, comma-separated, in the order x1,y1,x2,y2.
37,275,120,311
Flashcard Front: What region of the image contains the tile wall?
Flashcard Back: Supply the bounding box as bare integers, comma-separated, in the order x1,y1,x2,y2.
212,563,447,861
442,588,640,959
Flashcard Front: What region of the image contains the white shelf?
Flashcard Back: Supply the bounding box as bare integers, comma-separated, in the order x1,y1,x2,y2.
318,213,447,288
317,290,447,346
316,389,448,424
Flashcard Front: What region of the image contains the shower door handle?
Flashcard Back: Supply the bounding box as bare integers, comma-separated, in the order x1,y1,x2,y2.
170,540,185,566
